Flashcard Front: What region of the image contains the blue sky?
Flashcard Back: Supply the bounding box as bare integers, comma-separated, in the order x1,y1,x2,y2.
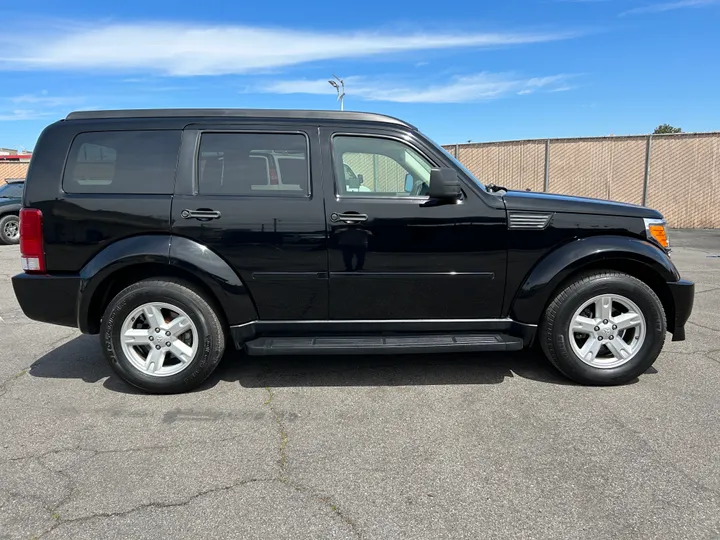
0,0,718,149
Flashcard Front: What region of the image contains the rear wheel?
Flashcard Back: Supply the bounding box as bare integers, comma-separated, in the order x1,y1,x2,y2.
0,215,20,244
100,279,225,393
540,271,666,385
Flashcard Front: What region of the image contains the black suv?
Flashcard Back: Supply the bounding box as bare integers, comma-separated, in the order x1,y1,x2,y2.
12,109,694,393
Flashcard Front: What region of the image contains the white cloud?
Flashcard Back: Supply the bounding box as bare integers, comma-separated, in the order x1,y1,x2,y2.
621,0,718,14
0,92,85,121
10,91,80,108
0,109,54,121
0,22,579,76
260,73,574,103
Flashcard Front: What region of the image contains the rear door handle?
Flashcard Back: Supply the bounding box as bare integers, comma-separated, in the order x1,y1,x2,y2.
181,209,222,220
331,212,368,223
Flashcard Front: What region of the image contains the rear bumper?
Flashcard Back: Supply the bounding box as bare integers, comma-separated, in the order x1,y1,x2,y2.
12,273,80,328
667,279,694,341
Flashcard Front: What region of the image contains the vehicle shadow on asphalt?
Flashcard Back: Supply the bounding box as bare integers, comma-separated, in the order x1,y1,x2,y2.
29,335,653,393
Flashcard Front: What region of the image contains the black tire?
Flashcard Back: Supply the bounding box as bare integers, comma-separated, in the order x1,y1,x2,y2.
100,279,226,394
539,271,666,385
0,214,20,245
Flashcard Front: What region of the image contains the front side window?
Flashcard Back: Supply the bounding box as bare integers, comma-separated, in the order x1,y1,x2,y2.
332,136,433,197
198,133,309,196
63,131,180,194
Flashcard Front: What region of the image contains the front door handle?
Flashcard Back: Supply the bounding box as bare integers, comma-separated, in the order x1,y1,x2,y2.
181,209,222,221
331,212,368,224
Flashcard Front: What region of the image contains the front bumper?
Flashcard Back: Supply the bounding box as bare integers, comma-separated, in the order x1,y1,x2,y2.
12,273,81,328
667,279,694,341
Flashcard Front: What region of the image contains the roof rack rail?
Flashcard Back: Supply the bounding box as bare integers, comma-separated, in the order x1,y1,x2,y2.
65,108,415,129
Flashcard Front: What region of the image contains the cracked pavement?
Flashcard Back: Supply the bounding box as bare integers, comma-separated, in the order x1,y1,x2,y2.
1,231,719,539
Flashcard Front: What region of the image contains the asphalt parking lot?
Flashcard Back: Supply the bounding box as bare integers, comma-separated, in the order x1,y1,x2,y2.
1,231,719,540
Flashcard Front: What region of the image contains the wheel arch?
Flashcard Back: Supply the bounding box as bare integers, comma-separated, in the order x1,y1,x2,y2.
78,235,258,334
0,208,20,217
509,236,678,333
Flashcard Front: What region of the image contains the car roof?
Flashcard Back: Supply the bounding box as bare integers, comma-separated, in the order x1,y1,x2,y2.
65,109,416,129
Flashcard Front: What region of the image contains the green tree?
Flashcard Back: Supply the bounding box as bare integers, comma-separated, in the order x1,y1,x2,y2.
653,124,682,134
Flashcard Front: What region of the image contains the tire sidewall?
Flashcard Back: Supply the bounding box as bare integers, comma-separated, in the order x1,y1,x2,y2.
0,215,19,244
549,275,665,384
101,282,222,393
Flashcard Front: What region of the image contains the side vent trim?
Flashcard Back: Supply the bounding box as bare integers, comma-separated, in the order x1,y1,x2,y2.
508,212,553,230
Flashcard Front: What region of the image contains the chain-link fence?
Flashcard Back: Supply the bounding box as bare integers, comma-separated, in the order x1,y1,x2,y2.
444,132,720,228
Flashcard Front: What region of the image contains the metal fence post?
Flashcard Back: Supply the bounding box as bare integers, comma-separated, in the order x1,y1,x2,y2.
372,154,379,192
642,135,652,206
543,139,550,192
454,144,459,159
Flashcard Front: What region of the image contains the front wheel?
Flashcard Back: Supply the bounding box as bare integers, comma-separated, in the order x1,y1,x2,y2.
0,215,20,244
539,271,666,385
100,279,226,393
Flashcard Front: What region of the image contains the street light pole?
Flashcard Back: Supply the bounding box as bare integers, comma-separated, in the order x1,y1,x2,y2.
328,75,345,111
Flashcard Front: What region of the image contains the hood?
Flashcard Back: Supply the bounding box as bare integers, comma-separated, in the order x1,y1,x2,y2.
502,190,662,219
0,197,19,205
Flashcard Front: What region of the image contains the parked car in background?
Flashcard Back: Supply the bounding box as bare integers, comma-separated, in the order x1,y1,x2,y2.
12,109,694,393
0,179,24,244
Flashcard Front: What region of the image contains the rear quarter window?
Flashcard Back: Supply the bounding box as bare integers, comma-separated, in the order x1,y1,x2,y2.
63,131,181,194
0,183,24,198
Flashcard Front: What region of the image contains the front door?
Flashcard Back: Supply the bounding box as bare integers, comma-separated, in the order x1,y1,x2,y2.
320,128,508,320
172,125,328,320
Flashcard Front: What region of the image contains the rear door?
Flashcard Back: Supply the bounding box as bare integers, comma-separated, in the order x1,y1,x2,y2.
171,124,328,320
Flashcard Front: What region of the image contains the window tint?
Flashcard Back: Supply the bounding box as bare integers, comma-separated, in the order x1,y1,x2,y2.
333,136,433,197
0,183,23,198
198,133,309,196
63,131,181,194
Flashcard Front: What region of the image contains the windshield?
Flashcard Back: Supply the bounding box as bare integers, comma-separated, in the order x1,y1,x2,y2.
422,135,485,189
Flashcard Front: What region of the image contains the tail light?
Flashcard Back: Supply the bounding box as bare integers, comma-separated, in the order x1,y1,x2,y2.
20,208,45,273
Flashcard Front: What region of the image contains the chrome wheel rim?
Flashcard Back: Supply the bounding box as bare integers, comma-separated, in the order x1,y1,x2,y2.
120,302,199,377
568,294,646,369
4,219,19,241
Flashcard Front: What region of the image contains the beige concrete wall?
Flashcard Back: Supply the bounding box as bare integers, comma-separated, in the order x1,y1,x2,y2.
445,132,720,228
0,162,29,181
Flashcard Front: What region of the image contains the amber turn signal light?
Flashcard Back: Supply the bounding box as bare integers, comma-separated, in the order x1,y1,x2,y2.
644,218,669,249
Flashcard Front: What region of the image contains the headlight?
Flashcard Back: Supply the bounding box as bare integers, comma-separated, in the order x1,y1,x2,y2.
644,218,669,249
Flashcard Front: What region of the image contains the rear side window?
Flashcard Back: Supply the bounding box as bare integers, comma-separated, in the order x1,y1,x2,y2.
198,133,309,196
63,131,181,194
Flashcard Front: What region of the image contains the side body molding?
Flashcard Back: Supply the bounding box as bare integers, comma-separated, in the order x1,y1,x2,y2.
77,235,257,333
509,235,680,324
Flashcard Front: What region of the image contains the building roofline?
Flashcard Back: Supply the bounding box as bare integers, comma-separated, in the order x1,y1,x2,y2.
65,108,415,129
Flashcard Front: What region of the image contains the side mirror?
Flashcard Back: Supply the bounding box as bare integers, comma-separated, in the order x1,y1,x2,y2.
428,168,461,200
404,173,414,192
357,174,364,184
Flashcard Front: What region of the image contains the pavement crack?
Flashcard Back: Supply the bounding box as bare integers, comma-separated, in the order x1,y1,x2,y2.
285,480,363,540
37,478,271,538
0,368,28,398
264,386,289,481
686,320,720,333
4,433,253,465
696,286,720,295
606,415,720,499
0,329,77,398
704,349,720,366
262,387,362,538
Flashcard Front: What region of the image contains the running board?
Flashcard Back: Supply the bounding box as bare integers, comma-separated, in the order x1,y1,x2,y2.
244,334,524,356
